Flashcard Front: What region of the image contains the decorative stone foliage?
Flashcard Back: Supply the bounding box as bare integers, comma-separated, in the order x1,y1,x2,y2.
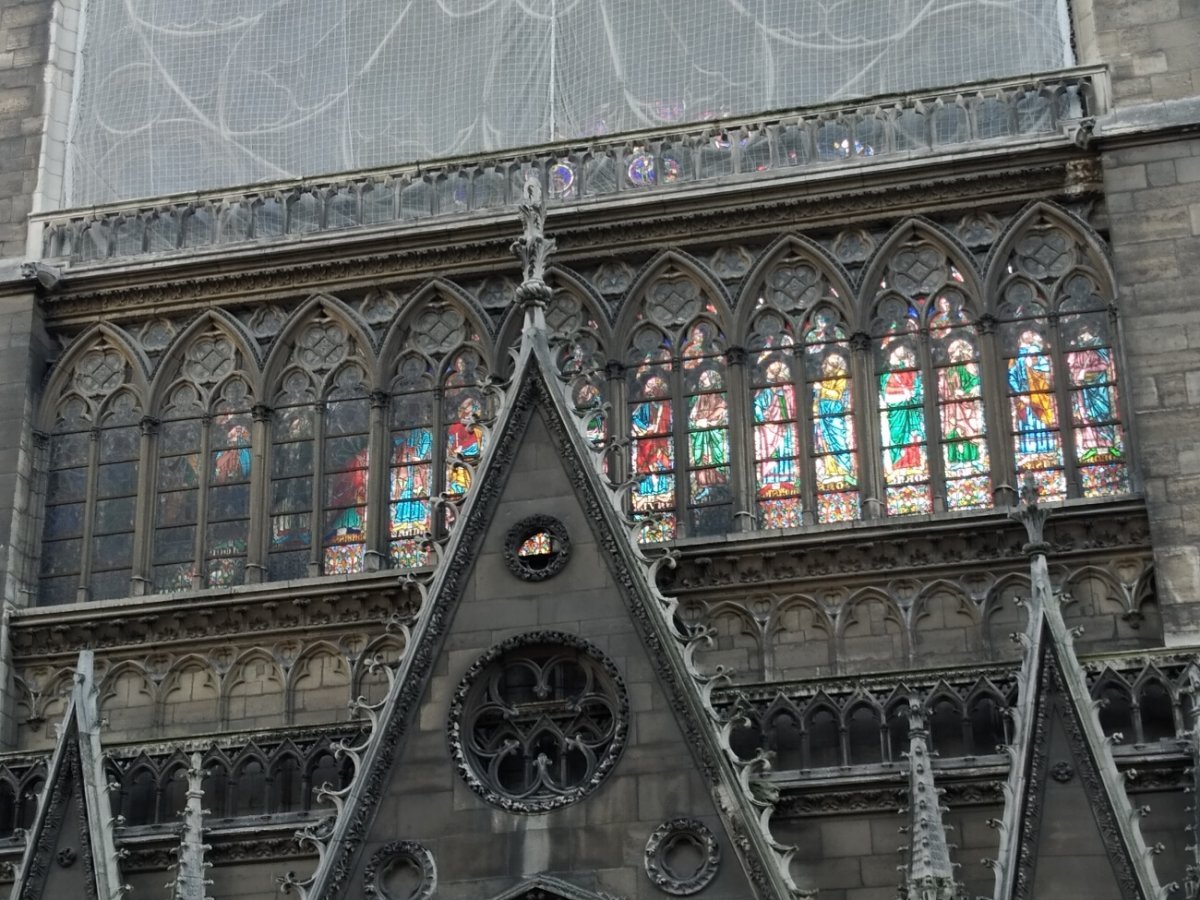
503,515,571,581
448,632,628,813
643,818,721,896
363,841,436,899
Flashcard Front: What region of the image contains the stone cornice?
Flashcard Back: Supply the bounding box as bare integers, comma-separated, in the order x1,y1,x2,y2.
34,146,1101,324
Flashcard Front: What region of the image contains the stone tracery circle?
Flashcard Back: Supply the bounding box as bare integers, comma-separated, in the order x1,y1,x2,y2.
363,840,437,900
503,514,571,582
643,818,721,896
448,631,628,813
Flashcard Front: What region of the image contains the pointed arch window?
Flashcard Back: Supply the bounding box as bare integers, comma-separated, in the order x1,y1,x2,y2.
870,240,991,515
387,302,489,567
626,272,732,541
268,313,371,579
40,341,142,604
746,252,860,526
997,216,1128,499
152,329,254,591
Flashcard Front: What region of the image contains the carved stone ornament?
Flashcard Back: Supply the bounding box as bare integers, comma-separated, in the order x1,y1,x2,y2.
1050,761,1075,783
363,840,436,900
55,848,76,869
643,818,721,896
448,631,629,813
503,515,571,582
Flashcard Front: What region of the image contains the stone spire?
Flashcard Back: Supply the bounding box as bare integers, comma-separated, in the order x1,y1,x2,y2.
168,753,211,900
899,705,959,900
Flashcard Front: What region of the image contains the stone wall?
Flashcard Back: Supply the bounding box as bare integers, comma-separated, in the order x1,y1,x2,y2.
1102,135,1200,638
0,1,49,260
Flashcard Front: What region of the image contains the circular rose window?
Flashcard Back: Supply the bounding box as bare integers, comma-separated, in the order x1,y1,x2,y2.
448,632,628,812
503,515,571,581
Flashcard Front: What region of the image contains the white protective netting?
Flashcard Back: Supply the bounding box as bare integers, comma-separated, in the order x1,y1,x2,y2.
68,0,1072,206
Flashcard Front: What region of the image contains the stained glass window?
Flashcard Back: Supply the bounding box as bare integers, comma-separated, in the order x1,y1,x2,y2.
443,350,487,528
152,326,254,592
628,326,677,542
682,322,732,535
322,367,371,574
749,312,802,528
1060,275,1129,496
806,312,860,522
518,532,553,556
555,317,608,454
871,240,991,515
930,296,991,510
748,250,860,528
389,355,435,568
40,339,142,605
268,312,371,579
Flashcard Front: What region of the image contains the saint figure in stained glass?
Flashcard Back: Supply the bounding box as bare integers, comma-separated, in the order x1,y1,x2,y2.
939,339,983,465
324,445,370,543
1069,332,1120,461
446,396,483,495
391,429,433,532
753,360,798,492
212,424,252,483
630,376,673,505
1008,330,1057,454
687,371,729,469
880,344,925,473
813,353,855,487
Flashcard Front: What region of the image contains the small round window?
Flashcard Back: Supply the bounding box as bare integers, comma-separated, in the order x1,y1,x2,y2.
448,632,628,813
503,515,570,581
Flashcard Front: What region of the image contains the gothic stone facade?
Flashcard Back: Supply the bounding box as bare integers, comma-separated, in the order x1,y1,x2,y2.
0,1,1198,899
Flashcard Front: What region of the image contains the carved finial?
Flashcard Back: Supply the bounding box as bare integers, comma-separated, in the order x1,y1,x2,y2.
511,174,555,310
1008,472,1050,554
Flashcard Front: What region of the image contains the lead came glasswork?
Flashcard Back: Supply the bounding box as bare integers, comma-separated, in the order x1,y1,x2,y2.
389,356,435,568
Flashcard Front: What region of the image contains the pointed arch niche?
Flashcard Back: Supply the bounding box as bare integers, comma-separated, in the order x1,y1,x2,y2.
39,331,147,604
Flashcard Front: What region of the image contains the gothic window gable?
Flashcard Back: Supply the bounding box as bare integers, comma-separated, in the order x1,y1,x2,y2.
741,238,861,527
39,329,148,605
264,300,377,580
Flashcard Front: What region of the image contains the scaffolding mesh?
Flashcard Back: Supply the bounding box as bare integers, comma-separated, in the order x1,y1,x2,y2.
67,0,1072,205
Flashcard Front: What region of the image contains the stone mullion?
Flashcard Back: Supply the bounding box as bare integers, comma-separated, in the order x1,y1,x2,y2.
975,315,1012,506
76,429,102,602
1106,304,1138,492
849,332,884,520
723,346,753,533
604,360,626,490
795,346,819,527
920,327,948,514
245,403,271,584
364,391,389,571
129,417,159,598
1049,309,1082,498
190,416,213,590
308,402,327,577
431,386,448,542
671,353,689,538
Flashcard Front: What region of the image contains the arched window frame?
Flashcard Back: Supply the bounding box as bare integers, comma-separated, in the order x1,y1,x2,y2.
991,209,1131,500
864,230,994,516
381,287,493,568
149,320,258,592
743,257,864,527
38,332,149,604
620,259,736,542
263,302,377,579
